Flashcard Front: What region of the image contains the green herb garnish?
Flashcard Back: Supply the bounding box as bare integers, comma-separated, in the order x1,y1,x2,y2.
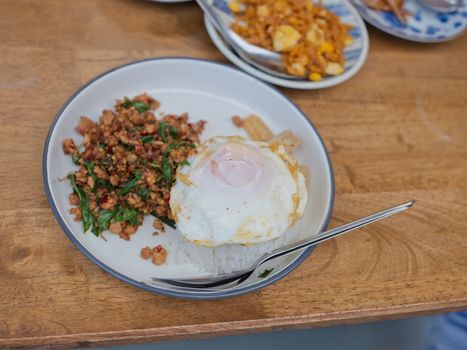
72,149,80,165
161,157,173,183
122,99,149,113
141,135,154,145
91,225,100,237
117,170,142,196
155,215,176,229
122,99,132,109
97,210,115,231
157,122,179,143
84,160,97,182
95,179,114,190
137,188,151,199
179,160,190,167
113,206,139,226
158,142,197,184
132,101,149,113
258,268,274,278
68,174,94,234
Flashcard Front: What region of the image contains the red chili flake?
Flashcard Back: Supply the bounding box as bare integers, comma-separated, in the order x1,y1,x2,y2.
134,143,143,154
98,195,109,206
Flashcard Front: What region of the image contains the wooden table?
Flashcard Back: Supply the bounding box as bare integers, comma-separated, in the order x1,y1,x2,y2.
1,0,466,348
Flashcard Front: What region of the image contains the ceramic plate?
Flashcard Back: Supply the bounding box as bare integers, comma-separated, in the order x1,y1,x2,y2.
43,58,334,299
204,0,369,89
351,0,467,42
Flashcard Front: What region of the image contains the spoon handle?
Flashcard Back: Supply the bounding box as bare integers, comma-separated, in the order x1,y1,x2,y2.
259,200,415,266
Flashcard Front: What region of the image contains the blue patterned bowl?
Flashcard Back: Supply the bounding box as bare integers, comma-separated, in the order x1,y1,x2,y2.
351,0,467,42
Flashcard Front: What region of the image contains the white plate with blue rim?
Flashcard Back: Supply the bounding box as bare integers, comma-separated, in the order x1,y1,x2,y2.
204,0,369,89
43,57,334,300
350,0,467,42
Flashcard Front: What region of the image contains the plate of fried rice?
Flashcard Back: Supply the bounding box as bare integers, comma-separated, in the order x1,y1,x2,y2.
43,57,334,299
204,0,369,89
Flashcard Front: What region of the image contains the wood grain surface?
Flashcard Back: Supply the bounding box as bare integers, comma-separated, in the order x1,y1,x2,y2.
1,0,466,348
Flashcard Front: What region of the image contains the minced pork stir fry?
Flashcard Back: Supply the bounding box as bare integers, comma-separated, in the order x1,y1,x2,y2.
62,94,205,263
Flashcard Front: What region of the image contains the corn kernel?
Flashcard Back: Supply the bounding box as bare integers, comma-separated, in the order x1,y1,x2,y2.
319,41,334,53
309,72,323,81
228,1,242,13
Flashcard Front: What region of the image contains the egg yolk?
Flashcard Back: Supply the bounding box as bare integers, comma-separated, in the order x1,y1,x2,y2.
208,143,265,189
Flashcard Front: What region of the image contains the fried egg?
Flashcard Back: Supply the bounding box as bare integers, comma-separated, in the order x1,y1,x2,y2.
169,136,308,247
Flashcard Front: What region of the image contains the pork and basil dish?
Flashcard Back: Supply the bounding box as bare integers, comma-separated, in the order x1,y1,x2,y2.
62,93,205,263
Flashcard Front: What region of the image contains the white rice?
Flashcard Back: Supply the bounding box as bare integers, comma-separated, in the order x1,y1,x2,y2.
171,225,303,274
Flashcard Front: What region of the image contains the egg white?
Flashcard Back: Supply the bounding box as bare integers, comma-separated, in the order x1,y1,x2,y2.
170,136,308,247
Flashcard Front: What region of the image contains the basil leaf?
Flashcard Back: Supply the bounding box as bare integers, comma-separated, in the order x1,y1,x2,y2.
137,188,151,199
258,268,274,278
132,101,149,113
141,135,154,145
117,170,142,196
158,122,179,143
72,150,80,165
113,206,139,226
122,98,132,108
122,99,149,113
179,160,190,167
161,157,173,183
91,225,100,237
155,215,176,229
97,210,115,230
68,174,83,201
84,160,97,181
68,174,93,233
95,179,114,190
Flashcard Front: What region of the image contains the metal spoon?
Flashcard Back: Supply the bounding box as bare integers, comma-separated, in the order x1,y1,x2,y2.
150,200,415,291
418,0,461,13
196,0,302,80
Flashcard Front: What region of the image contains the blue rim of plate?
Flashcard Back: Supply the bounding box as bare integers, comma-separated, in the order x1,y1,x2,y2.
351,0,467,42
42,57,335,300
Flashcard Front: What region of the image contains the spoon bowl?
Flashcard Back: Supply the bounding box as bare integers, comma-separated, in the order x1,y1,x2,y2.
418,0,461,12
195,0,303,80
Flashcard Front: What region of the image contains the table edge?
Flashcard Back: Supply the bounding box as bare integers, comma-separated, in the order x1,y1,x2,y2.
2,299,467,349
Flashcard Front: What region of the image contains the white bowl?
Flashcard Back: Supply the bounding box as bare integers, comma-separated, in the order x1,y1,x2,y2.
204,0,369,89
43,57,334,299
